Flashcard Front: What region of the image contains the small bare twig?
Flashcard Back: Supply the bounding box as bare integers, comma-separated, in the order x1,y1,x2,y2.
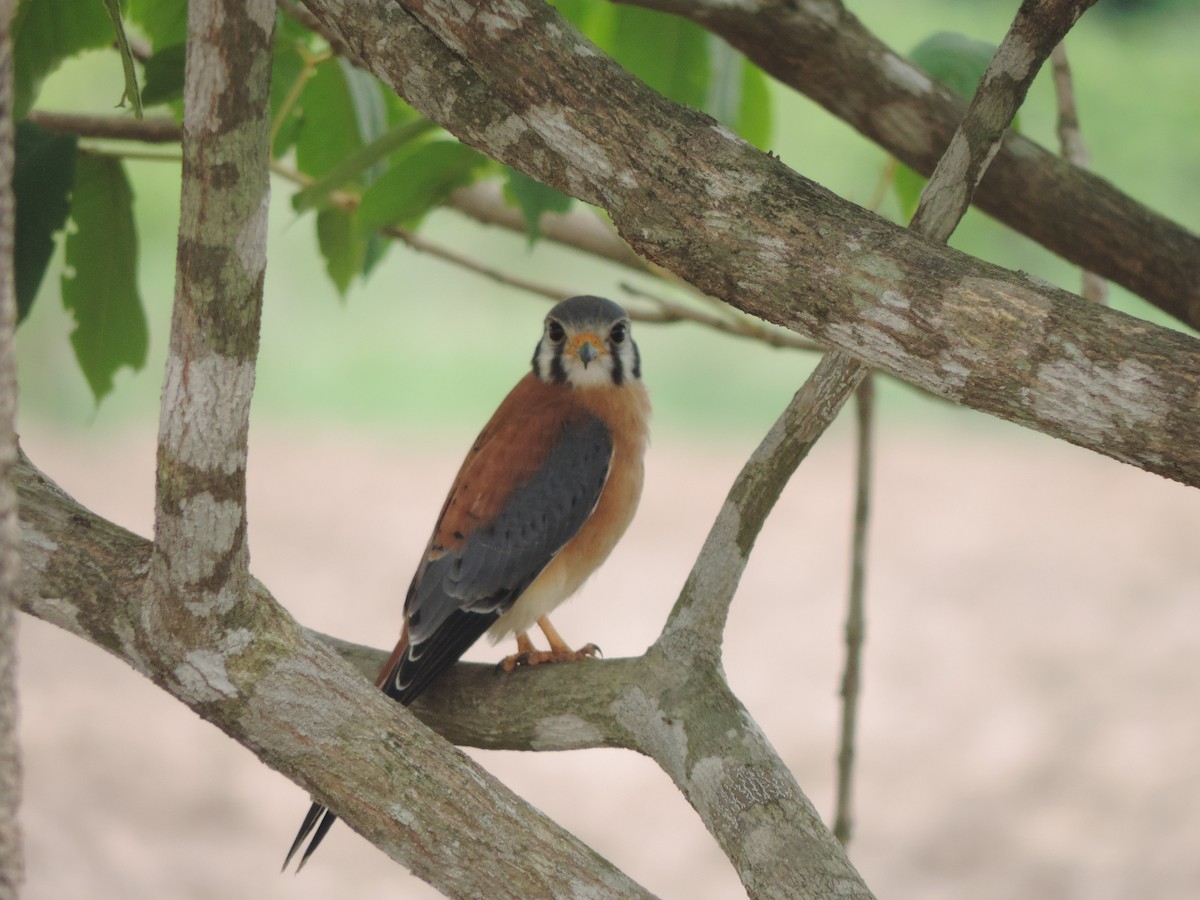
833,376,874,845
25,110,182,143
1050,43,1108,305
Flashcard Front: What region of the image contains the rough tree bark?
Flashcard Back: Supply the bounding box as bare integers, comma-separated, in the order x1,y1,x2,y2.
13,349,876,899
620,0,1200,331
111,1,658,897
10,0,1200,898
302,0,1200,489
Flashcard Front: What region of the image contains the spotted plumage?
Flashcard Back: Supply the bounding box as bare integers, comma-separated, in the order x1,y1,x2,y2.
285,295,650,869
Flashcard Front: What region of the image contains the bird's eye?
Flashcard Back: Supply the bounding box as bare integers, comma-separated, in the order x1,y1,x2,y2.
610,322,627,344
547,320,565,343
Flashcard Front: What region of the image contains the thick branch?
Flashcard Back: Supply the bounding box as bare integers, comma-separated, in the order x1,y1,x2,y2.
15,448,868,898
300,0,1200,489
14,453,654,898
621,0,1200,331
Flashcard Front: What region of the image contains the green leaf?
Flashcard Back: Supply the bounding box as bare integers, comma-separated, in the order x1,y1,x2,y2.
909,32,1001,101
292,117,440,213
357,141,488,232
127,0,188,50
317,208,367,296
100,0,143,117
142,42,185,107
13,122,78,323
294,57,388,181
893,32,1017,219
503,168,572,244
608,7,709,109
12,0,114,118
62,154,149,403
268,34,309,158
891,162,926,220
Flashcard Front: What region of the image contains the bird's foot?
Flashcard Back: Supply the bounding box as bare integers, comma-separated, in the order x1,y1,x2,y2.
498,642,600,672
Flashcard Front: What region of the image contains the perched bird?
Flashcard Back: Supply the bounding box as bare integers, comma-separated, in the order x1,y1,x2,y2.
285,295,651,869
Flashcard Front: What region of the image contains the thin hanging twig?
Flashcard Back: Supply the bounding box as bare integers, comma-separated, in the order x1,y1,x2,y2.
1050,42,1108,305
833,375,875,845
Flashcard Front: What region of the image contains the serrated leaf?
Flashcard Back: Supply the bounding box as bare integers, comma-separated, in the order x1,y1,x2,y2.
13,122,78,323
12,0,114,118
142,42,185,107
62,154,149,403
503,168,572,245
609,7,709,108
357,141,488,232
100,0,143,117
127,0,188,50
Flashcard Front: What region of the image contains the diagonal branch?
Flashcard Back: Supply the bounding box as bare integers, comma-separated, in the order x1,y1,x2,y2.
303,0,1200,489
657,351,868,661
618,0,1200,331
14,444,869,899
910,0,1098,240
14,451,656,898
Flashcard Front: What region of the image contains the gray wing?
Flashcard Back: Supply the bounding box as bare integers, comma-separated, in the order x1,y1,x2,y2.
392,413,612,698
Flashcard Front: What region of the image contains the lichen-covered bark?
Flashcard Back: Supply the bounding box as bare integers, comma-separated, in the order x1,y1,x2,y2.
302,0,1200,489
147,0,275,640
625,0,1200,331
0,3,24,894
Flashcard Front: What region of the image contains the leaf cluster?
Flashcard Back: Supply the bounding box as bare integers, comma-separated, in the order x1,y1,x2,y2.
12,0,990,404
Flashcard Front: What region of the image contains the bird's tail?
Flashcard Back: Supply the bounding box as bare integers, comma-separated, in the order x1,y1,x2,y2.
282,802,338,872
282,626,411,871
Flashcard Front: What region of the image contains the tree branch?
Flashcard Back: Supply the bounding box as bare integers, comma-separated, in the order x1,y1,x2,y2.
297,0,1200,488
25,110,182,143
15,438,871,898
618,0,1200,331
1049,42,1107,306
658,351,867,661
911,0,1098,239
14,451,656,897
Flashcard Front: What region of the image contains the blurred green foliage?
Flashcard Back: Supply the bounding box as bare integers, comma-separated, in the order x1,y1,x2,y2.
11,0,1200,438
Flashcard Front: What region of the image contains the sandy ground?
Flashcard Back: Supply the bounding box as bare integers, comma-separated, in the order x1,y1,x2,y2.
11,417,1200,899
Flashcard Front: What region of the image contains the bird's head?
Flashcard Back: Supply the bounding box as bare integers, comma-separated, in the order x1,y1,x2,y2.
532,295,640,389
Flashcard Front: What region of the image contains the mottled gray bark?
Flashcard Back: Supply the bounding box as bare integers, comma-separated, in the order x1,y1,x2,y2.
301,0,1200,489
12,350,875,899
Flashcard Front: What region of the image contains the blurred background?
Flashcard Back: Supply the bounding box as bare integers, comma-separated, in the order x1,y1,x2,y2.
13,0,1200,897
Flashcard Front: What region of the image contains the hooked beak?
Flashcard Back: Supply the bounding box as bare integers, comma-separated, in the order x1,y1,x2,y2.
568,332,602,368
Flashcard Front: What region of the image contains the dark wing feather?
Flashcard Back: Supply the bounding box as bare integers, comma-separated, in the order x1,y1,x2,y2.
389,412,613,700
